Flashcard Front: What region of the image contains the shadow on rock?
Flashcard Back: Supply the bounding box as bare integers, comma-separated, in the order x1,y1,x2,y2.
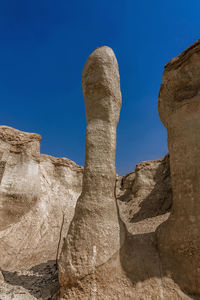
130,156,172,223
120,230,161,282
2,260,59,300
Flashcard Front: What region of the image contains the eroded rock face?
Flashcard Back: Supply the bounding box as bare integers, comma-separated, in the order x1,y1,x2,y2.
58,46,123,298
117,154,172,234
0,126,41,231
158,40,200,295
0,126,83,271
0,125,194,299
2,41,200,299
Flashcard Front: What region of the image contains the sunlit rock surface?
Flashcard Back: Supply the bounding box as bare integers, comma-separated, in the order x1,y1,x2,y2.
57,46,123,299
1,40,200,299
158,39,200,295
0,126,83,272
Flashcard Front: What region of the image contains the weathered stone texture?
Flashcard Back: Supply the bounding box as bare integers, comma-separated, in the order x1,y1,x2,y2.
0,125,194,299
0,126,83,271
55,46,193,300
117,154,172,234
58,46,123,298
1,41,200,299
158,40,200,295
0,126,41,231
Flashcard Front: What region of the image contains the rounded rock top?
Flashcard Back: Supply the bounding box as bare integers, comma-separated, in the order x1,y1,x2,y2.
82,46,119,78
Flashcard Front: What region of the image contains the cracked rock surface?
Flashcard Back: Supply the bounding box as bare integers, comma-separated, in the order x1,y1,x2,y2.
158,39,200,295
57,46,123,299
0,126,83,273
1,41,200,299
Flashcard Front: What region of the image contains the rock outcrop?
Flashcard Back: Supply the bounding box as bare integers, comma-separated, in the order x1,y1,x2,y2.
117,154,172,234
158,40,200,295
0,126,194,300
0,126,83,272
1,41,200,300
0,125,175,300
55,46,193,300
0,126,41,231
57,46,123,299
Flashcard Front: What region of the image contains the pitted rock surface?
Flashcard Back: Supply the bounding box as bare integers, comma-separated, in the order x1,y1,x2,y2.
54,46,196,300
1,41,200,300
0,126,83,272
0,126,195,299
58,46,123,298
158,40,200,295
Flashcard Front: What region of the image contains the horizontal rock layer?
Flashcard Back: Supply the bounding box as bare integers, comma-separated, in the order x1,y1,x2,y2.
158,39,200,295
0,126,83,272
0,125,196,300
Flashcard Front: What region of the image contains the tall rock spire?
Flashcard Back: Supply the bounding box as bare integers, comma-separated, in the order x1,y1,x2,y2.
58,46,123,298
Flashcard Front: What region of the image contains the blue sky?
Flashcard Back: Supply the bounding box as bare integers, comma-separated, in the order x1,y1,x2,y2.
0,1,199,174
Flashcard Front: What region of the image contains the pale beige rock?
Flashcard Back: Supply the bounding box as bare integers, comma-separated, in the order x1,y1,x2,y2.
158,40,200,295
1,41,200,299
55,153,193,300
0,282,36,300
1,261,59,300
115,155,192,300
0,126,41,231
0,126,83,271
0,270,4,282
54,45,196,300
117,154,172,234
0,124,194,299
58,46,123,298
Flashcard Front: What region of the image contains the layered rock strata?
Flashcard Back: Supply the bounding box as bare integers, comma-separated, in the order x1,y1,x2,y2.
2,41,200,299
0,126,83,271
58,46,123,299
117,154,172,234
0,126,41,231
0,126,195,299
158,40,200,295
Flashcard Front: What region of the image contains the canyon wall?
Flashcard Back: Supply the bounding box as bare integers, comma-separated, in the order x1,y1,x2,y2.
0,126,83,271
0,126,175,299
0,125,194,300
1,40,200,299
158,39,200,295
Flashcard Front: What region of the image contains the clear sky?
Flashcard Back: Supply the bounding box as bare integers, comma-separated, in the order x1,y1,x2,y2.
0,1,199,175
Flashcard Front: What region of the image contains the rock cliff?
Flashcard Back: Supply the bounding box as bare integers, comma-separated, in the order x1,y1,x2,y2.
1,40,200,300
158,39,200,295
0,126,175,299
0,126,83,273
55,45,198,300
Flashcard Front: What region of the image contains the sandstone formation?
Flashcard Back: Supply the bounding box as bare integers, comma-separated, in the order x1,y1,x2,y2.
117,154,172,234
0,127,195,299
0,126,41,231
0,126,83,272
55,46,193,299
0,279,36,300
1,41,200,300
158,40,200,295
115,155,193,300
0,270,4,283
57,46,123,299
0,125,173,300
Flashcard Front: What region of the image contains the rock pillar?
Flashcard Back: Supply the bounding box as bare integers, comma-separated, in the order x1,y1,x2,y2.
158,40,200,295
58,46,122,298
